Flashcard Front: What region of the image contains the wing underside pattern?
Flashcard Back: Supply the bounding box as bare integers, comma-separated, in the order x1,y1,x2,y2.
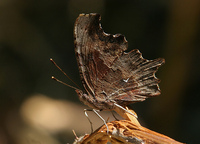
74,13,165,106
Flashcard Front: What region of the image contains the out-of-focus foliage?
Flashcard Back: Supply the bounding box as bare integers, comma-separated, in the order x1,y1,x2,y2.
0,0,199,143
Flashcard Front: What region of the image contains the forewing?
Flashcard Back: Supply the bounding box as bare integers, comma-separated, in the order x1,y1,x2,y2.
74,13,128,99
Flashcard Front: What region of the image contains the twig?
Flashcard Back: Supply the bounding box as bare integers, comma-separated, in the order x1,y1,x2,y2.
74,107,184,144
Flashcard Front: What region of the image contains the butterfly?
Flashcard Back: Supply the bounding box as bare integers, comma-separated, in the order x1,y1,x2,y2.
74,13,165,114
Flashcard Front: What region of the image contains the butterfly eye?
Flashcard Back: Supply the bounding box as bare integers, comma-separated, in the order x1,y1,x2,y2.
75,89,83,96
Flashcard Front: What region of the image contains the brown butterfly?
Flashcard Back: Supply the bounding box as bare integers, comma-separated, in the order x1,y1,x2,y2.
74,13,165,114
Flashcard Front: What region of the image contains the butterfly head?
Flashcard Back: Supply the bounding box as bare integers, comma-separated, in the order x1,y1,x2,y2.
75,89,85,101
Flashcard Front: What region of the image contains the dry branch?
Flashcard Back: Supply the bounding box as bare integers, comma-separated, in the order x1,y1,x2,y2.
73,107,184,144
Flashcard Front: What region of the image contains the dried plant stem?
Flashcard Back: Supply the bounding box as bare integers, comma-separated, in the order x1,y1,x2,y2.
73,107,184,144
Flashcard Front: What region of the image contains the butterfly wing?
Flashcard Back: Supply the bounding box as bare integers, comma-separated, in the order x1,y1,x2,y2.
74,13,164,105
101,49,165,105
74,13,127,100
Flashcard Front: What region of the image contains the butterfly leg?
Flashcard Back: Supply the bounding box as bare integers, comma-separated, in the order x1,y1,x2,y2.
92,109,109,134
84,109,94,133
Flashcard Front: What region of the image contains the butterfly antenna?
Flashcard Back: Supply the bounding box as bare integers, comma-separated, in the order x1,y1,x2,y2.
52,76,79,90
50,58,81,89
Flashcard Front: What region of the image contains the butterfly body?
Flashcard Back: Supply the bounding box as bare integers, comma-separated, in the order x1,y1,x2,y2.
75,89,115,110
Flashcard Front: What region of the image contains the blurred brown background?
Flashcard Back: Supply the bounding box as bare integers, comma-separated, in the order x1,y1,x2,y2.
0,0,199,143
